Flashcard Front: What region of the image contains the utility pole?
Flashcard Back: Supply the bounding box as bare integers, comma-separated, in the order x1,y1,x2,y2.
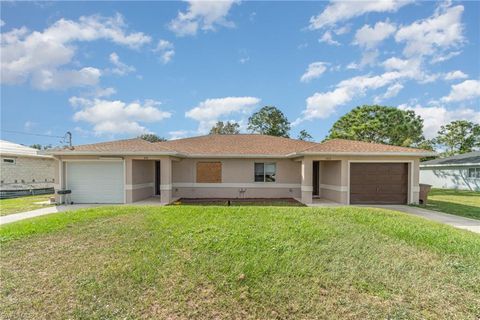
63,131,72,149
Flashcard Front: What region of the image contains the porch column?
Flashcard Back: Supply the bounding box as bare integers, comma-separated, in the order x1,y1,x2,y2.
301,157,313,204
124,157,133,204
160,157,172,204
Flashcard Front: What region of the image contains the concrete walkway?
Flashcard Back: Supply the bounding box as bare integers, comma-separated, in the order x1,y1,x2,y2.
367,205,480,234
0,204,101,225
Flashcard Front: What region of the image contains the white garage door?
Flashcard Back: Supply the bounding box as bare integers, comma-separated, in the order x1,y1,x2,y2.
66,161,124,204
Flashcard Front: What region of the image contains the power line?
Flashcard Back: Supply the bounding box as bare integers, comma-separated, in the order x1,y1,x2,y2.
1,130,65,139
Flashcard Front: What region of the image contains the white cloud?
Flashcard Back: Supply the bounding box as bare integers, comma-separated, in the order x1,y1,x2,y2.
309,0,412,30
441,80,480,103
354,21,396,49
395,4,464,57
0,19,5,27
154,40,175,64
374,83,404,103
109,52,135,75
1,14,150,89
185,96,260,133
296,69,417,124
31,67,102,90
430,50,461,64
443,70,468,81
70,97,171,135
24,121,36,131
300,62,328,83
92,87,117,98
398,104,480,138
169,0,239,36
169,130,191,140
318,31,340,45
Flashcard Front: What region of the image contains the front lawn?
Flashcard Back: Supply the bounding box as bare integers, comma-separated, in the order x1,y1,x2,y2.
1,206,479,319
421,188,480,220
0,194,54,216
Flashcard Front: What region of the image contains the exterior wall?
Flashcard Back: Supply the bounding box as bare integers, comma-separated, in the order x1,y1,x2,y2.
127,160,155,203
319,160,346,203
420,166,480,191
308,156,421,204
172,158,301,199
0,155,55,190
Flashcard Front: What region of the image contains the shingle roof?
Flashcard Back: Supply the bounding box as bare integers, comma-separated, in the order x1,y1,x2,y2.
157,134,317,155
421,151,480,166
71,138,174,153
301,139,432,154
49,135,434,157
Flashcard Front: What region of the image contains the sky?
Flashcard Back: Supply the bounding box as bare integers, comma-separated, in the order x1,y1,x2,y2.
1,0,479,147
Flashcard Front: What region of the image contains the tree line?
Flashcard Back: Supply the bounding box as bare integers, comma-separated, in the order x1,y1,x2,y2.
136,104,479,157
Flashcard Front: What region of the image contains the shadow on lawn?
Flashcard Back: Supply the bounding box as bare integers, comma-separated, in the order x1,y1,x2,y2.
422,200,480,220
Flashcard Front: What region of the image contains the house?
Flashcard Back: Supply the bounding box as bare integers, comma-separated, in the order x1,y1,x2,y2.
420,151,480,191
0,140,55,193
45,135,435,205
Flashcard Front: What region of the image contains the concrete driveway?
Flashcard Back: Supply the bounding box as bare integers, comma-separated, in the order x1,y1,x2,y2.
0,204,102,225
368,205,480,234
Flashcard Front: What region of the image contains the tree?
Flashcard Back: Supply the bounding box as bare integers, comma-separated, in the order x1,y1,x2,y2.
247,106,291,138
435,120,480,156
138,134,167,143
327,105,425,147
298,130,313,141
29,144,52,150
209,121,240,135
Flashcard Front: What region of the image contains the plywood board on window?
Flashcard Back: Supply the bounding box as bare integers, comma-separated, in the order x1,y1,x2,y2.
196,162,222,183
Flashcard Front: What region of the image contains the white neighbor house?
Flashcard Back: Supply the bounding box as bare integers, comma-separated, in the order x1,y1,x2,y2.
0,140,55,191
420,151,480,191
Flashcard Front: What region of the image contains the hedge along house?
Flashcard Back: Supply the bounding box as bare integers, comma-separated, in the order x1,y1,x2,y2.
45,135,435,205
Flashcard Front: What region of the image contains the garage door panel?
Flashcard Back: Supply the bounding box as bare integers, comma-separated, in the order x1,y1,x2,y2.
350,163,408,204
66,161,124,204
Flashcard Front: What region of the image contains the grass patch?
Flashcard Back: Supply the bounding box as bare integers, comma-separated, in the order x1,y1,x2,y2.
420,188,480,220
1,206,479,319
0,194,54,216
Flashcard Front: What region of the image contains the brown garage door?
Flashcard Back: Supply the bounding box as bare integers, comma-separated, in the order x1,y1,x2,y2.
350,163,408,204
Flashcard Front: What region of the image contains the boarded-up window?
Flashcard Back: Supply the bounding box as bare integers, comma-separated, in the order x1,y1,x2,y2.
196,162,222,183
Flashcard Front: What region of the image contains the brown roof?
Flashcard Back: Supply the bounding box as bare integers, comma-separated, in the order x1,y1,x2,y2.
301,139,432,154
71,138,174,153
51,135,433,156
157,134,317,155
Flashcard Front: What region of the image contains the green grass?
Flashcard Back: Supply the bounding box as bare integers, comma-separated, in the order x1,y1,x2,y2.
1,206,479,319
420,188,480,220
0,194,54,216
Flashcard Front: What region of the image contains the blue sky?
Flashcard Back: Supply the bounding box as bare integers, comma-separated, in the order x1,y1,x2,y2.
1,0,479,147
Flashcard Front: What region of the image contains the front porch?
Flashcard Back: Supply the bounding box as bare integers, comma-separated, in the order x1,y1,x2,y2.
125,156,174,204
300,158,349,205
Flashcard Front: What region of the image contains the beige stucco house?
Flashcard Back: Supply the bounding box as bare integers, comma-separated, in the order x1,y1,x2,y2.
46,135,435,205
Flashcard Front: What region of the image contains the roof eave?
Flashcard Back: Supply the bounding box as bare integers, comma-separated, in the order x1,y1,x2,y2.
420,162,480,168
44,151,181,156
289,151,437,157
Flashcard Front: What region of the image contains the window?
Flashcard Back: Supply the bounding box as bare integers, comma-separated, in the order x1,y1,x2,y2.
468,167,480,179
254,163,276,182
196,162,222,183
2,158,16,164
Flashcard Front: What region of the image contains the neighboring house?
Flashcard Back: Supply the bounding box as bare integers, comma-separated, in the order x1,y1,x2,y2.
45,135,435,205
0,140,55,191
420,151,480,191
